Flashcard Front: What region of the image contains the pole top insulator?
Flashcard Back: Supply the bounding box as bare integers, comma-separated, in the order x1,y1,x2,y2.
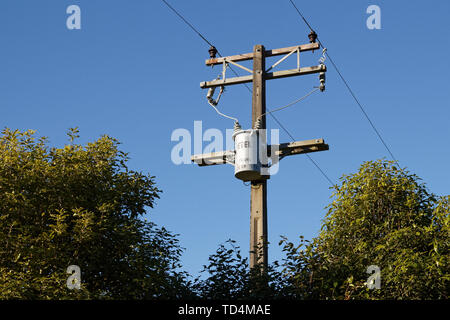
208,46,218,58
308,30,317,43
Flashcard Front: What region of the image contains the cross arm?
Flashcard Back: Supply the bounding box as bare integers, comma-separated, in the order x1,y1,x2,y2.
269,138,329,160
205,43,320,66
191,150,235,166
191,138,329,167
200,65,326,89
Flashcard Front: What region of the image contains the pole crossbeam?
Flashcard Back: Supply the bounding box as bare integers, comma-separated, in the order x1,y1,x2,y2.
205,42,320,66
200,65,326,89
191,138,328,166
191,150,234,166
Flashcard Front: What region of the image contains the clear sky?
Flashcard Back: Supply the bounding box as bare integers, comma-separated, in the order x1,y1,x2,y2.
1,0,449,278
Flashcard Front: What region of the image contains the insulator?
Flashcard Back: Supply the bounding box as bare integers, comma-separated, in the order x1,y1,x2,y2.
319,83,325,92
319,71,325,83
319,71,326,92
208,46,218,59
206,87,215,100
308,30,317,43
253,117,262,130
233,121,242,134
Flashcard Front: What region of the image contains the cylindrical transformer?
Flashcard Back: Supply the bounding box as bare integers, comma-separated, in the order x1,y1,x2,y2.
233,129,264,181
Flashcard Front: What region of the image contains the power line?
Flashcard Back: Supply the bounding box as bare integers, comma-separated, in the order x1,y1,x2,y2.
160,0,253,93
288,0,316,33
288,0,397,162
326,55,397,161
160,0,215,48
160,0,335,186
259,88,319,121
264,104,335,186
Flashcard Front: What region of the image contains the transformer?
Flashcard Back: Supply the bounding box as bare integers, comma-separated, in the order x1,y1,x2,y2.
232,128,267,181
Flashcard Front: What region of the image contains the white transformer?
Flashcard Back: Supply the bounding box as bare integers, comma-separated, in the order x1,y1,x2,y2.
232,128,267,181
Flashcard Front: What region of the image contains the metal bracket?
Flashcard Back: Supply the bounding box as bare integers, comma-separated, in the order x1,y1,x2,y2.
266,46,300,73
225,58,253,74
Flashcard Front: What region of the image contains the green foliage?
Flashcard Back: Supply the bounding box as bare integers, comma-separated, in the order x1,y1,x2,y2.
280,160,449,299
0,128,190,299
192,240,290,299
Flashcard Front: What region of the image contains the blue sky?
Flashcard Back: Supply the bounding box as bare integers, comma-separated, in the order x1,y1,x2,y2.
1,0,449,278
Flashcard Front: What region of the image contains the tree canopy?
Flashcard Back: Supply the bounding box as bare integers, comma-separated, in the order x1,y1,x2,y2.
0,128,190,299
279,160,449,299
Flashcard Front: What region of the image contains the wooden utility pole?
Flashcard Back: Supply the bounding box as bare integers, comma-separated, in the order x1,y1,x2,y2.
192,41,329,273
250,45,268,270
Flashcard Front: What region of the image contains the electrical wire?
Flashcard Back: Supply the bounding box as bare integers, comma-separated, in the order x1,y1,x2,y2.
267,108,336,187
207,101,239,122
160,0,215,48
256,88,319,125
205,72,240,123
207,88,239,122
160,0,252,93
288,0,397,162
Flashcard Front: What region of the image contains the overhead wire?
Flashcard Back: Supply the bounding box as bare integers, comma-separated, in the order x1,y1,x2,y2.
160,0,253,93
160,0,215,48
206,79,239,122
256,88,319,127
288,0,397,162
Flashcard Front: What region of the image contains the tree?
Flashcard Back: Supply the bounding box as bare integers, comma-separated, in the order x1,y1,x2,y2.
0,128,190,299
280,160,449,299
192,239,289,299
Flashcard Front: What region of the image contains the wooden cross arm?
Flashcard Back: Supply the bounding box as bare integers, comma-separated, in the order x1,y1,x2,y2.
269,138,329,159
205,43,320,66
200,65,326,89
191,150,234,166
191,139,329,167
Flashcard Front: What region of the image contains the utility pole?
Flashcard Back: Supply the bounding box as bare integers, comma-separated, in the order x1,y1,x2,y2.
192,40,328,273
250,45,268,270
